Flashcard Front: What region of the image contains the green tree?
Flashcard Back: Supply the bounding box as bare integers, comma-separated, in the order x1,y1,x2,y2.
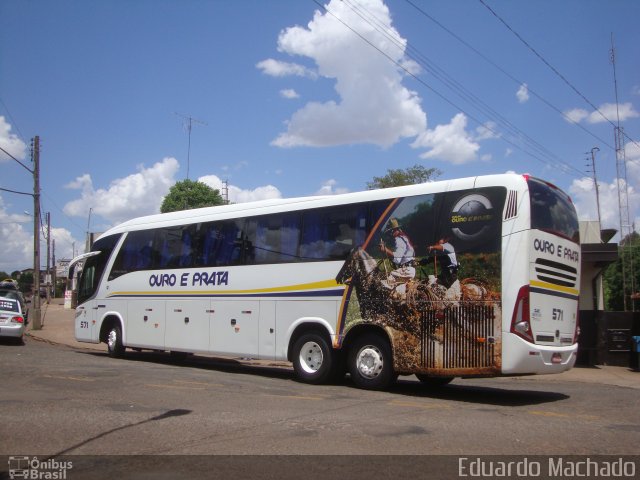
367,164,442,189
0,271,10,281
160,179,224,213
603,232,640,311
18,272,33,294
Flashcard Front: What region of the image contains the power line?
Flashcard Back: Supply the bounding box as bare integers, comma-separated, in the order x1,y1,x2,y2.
320,0,584,177
402,0,615,152
0,96,26,143
0,186,32,196
477,0,640,152
0,145,33,173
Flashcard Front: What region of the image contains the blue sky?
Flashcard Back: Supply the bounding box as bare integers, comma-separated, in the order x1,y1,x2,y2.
1,0,639,273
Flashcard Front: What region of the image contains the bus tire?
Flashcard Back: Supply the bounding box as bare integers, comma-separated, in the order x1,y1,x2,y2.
292,332,334,384
415,374,454,387
106,323,125,358
348,333,394,390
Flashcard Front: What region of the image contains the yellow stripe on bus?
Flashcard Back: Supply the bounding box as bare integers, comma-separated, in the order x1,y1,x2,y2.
109,278,343,297
529,280,579,297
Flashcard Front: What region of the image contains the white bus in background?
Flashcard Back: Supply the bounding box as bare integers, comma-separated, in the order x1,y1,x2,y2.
71,173,580,389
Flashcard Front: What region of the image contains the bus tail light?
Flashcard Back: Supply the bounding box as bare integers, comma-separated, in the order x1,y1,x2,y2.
573,310,580,344
510,285,534,343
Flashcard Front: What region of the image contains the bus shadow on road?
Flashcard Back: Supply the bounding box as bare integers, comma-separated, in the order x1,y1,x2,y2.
80,349,295,381
78,350,570,407
389,378,570,407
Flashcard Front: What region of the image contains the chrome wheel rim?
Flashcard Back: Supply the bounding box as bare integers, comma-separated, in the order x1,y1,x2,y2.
299,341,323,374
356,345,384,379
107,329,117,350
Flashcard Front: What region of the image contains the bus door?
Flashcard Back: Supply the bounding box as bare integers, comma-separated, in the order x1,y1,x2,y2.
73,251,105,342
76,298,98,342
126,300,166,349
165,299,210,352
209,300,260,356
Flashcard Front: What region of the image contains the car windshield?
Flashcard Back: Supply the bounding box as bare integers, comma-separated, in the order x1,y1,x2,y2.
0,298,20,313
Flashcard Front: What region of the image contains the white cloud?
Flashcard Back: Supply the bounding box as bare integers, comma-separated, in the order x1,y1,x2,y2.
256,59,317,79
314,179,349,196
475,121,500,141
564,108,589,124
516,83,529,103
0,197,33,272
564,102,639,124
268,0,426,148
280,89,300,99
411,113,480,164
51,227,81,261
569,148,640,234
0,116,27,163
0,193,82,271
197,175,283,204
64,157,180,225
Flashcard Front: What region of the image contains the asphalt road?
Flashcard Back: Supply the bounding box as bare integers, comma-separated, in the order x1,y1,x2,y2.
1,337,639,478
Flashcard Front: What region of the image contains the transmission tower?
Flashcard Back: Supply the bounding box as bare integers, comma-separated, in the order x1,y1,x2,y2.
221,179,230,205
611,35,636,311
175,113,207,180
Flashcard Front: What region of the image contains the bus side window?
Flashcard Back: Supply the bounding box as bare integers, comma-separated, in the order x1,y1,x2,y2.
200,220,245,267
109,230,156,279
251,213,301,264
156,226,195,268
300,205,367,261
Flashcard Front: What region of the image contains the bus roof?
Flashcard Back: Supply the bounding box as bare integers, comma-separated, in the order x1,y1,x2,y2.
98,173,529,238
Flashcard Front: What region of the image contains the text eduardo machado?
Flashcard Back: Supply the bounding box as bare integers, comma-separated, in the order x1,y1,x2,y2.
458,457,636,478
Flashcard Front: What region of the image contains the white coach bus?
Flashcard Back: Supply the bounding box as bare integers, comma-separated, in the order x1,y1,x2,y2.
71,173,580,389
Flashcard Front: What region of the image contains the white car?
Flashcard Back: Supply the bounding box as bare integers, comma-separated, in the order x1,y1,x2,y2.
0,297,26,343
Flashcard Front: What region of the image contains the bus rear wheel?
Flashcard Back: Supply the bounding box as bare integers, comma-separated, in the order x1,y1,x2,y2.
292,332,334,384
106,323,125,358
348,333,395,390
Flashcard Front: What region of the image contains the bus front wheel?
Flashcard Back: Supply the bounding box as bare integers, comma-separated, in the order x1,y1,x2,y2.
348,333,395,390
292,332,334,384
106,323,125,358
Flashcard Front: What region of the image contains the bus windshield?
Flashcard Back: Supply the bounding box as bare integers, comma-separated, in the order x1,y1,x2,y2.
528,177,579,242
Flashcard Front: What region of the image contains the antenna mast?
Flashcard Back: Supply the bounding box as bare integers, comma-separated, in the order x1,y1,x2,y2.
586,147,602,232
610,34,636,311
175,113,207,180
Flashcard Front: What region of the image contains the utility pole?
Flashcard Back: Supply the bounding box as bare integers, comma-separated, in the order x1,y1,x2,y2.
46,212,51,304
32,136,42,330
52,239,56,300
86,207,92,252
587,147,602,234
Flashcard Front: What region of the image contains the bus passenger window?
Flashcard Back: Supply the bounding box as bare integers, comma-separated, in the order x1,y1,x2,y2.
109,230,156,279
156,226,195,268
251,213,301,264
300,205,367,261
200,220,245,266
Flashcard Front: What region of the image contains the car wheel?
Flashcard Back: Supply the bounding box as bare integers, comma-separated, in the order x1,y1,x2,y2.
292,332,334,384
106,323,125,358
348,333,395,390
